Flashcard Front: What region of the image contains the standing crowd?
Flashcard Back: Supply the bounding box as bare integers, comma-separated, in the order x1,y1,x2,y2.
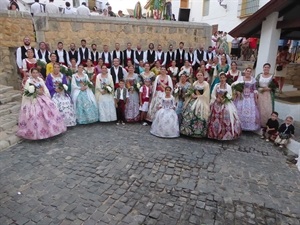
15,37,295,149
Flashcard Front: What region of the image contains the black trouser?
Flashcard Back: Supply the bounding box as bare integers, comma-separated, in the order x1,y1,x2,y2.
116,100,126,122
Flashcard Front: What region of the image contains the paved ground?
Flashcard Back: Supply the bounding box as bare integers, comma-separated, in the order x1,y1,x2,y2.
0,123,300,225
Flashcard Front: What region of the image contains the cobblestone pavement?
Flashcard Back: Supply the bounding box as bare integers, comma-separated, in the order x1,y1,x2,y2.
0,123,300,225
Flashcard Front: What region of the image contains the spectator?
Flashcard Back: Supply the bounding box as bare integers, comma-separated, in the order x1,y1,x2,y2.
117,10,124,17
107,5,116,17
9,0,19,10
63,2,76,14
90,6,99,16
77,2,90,16
100,8,108,17
31,0,44,16
45,0,59,14
231,37,240,60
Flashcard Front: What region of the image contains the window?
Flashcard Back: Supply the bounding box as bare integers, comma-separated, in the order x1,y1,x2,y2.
203,0,210,16
239,0,260,17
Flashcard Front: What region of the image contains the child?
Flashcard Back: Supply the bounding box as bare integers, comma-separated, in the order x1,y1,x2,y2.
114,80,129,125
139,78,152,126
150,86,179,138
275,116,295,149
261,112,279,141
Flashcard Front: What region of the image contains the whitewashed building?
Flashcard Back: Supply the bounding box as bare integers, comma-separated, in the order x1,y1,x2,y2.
172,0,270,39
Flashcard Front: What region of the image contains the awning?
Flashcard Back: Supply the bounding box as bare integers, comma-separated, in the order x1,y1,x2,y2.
229,0,300,39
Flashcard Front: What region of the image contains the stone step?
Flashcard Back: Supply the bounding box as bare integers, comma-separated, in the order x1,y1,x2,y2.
0,85,13,94
0,102,20,116
0,113,18,132
0,125,21,152
0,90,22,105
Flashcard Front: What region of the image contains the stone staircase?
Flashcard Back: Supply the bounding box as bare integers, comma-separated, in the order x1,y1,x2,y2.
0,85,22,151
286,64,300,90
236,60,255,74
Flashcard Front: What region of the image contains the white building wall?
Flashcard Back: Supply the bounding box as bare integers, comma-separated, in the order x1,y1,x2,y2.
172,0,270,40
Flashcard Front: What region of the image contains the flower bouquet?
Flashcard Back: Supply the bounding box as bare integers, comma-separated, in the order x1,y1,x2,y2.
56,82,68,92
133,81,141,92
268,79,279,93
222,91,232,104
60,65,73,77
37,59,46,69
173,86,180,98
185,86,195,98
24,83,38,98
226,74,234,85
102,84,113,94
232,81,245,100
80,80,94,89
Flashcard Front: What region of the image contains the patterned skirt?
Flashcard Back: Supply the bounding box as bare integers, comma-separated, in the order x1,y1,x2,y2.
17,95,67,140
52,92,77,127
207,102,241,140
75,91,98,124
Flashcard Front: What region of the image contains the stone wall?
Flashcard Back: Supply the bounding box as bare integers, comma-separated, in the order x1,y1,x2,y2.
0,11,211,88
33,15,211,51
0,11,36,88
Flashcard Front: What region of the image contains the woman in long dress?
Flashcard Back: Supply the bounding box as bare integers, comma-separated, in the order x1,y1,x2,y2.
168,60,179,87
93,58,104,84
256,63,274,128
180,72,210,138
208,72,241,140
95,65,117,122
232,67,260,131
45,63,76,127
150,86,179,138
17,68,66,140
84,59,95,81
71,64,98,124
211,55,230,93
179,60,193,83
275,46,291,93
151,61,161,76
174,73,191,122
140,63,155,83
124,65,141,122
22,49,38,88
226,61,242,85
146,67,173,122
220,32,229,55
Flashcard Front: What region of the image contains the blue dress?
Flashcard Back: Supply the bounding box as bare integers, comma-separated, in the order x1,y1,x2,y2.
71,74,98,124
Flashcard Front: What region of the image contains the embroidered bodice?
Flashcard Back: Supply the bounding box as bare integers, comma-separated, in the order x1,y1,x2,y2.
258,75,272,88
161,97,175,109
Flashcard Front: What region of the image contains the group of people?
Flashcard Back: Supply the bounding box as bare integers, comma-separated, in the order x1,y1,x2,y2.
15,38,295,148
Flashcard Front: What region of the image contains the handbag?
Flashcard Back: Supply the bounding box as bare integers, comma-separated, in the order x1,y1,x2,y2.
276,65,283,71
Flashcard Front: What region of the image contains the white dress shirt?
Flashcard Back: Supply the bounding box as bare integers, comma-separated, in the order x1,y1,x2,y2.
115,88,129,100
45,2,59,14
112,66,128,84
31,2,44,15
112,50,121,60
56,49,69,63
64,7,76,15
102,52,110,64
76,5,90,16
37,50,49,63
155,51,166,66
16,46,37,69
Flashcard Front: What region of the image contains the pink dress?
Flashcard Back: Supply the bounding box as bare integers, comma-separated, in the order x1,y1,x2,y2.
17,77,67,140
